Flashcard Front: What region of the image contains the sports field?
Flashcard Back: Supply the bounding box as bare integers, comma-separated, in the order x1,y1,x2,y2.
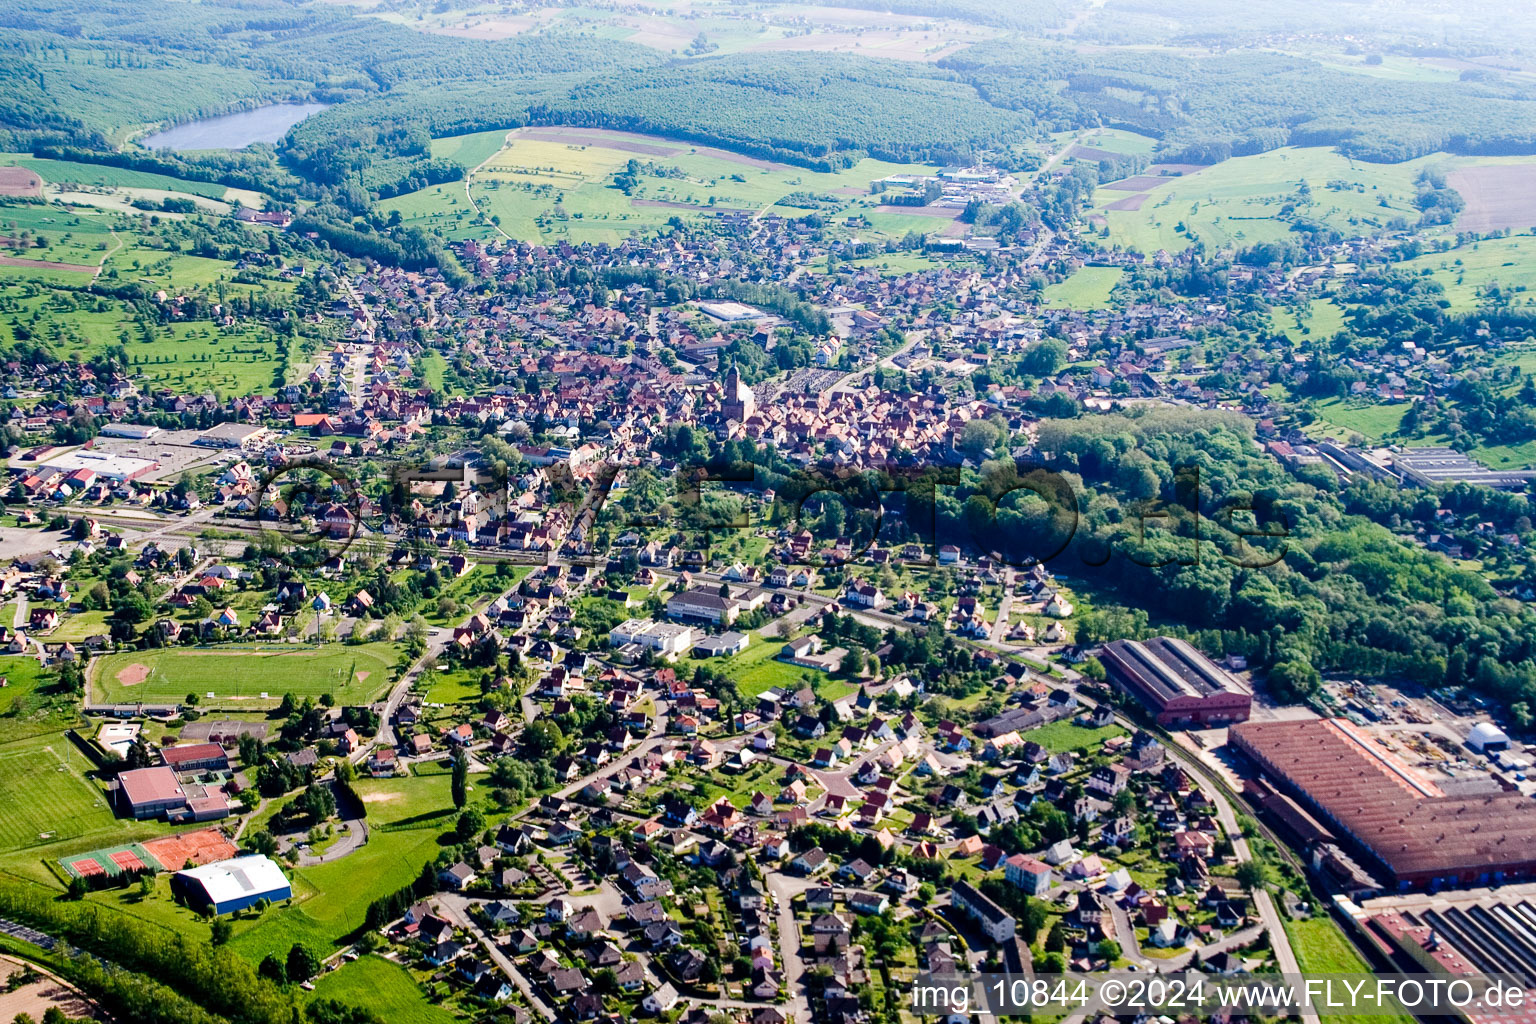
91,642,400,706
0,737,119,851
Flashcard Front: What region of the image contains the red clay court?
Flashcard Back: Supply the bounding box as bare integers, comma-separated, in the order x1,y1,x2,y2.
141,829,238,869
110,850,146,872
65,857,104,878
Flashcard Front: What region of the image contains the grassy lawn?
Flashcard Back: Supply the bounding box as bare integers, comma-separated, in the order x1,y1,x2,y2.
1042,266,1123,310
50,608,113,642
352,771,490,830
0,733,121,852
710,631,837,698
1024,719,1125,754
1307,396,1411,441
0,657,80,743
308,955,455,1024
91,642,400,706
1284,915,1416,1024
1267,297,1348,342
230,827,445,962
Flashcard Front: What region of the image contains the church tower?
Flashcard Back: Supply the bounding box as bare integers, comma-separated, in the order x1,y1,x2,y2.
722,360,755,422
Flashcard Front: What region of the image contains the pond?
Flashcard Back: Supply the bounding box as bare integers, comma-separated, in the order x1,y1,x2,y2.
139,102,330,151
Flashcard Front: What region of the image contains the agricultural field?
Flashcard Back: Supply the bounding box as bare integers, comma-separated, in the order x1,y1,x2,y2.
1396,234,1536,311
1092,147,1443,253
412,1,998,62
1043,266,1124,310
1445,159,1536,234
89,642,401,707
0,734,121,853
0,154,229,199
384,126,938,246
0,202,119,277
307,955,456,1024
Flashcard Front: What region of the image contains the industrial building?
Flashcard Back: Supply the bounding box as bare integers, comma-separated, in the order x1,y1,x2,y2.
1231,719,1536,889
1315,443,1536,491
171,855,292,915
1099,637,1252,727
31,448,159,483
98,422,162,440
1340,884,1536,1016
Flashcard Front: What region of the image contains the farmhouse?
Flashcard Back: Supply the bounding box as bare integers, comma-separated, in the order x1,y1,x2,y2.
171,855,292,915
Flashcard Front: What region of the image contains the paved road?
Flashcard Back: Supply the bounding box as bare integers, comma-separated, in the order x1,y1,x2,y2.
438,892,559,1021
763,870,814,1022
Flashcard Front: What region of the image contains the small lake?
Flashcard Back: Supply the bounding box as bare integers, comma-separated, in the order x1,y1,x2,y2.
139,102,331,151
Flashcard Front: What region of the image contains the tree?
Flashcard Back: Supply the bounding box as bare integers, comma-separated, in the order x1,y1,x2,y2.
66,876,88,900
1045,921,1066,953
1236,860,1271,891
1096,939,1121,962
259,953,287,984
451,748,468,810
209,916,233,946
700,958,720,984
286,943,321,983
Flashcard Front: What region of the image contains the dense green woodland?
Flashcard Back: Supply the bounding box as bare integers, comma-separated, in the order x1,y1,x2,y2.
6,0,1536,196
689,407,1536,722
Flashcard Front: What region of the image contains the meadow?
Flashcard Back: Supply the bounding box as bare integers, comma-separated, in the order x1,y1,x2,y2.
0,154,229,200
1267,297,1348,342
0,657,80,744
1042,266,1123,310
1396,233,1536,312
0,202,119,275
1093,146,1442,253
307,955,455,1024
0,734,121,852
384,127,939,246
714,629,854,701
1306,396,1412,441
90,642,400,706
0,282,289,394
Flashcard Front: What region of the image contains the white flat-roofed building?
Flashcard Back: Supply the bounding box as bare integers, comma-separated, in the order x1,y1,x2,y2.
609,618,694,656
171,855,292,915
99,423,161,440
34,449,159,482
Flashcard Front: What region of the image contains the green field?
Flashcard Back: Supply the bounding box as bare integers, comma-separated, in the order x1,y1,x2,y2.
1397,233,1536,311
383,129,938,246
0,657,77,743
1043,266,1124,310
1307,396,1411,441
0,735,120,851
308,955,455,1024
1023,719,1125,754
0,202,119,274
0,154,230,199
713,630,839,699
430,129,512,171
1094,146,1444,253
1268,297,1348,342
1284,915,1416,1024
91,642,400,706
